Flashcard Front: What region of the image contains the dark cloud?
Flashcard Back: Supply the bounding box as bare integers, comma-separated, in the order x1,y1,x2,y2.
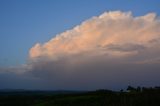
27,53,160,90
105,43,145,52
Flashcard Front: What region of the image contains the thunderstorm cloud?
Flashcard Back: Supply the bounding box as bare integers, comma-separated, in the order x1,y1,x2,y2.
1,11,160,90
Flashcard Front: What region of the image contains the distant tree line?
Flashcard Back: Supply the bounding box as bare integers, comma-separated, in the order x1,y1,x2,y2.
126,86,160,93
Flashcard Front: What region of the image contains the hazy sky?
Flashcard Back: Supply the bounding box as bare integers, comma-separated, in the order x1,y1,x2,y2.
0,0,160,90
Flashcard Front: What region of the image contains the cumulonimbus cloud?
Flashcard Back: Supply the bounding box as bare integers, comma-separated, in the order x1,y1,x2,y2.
1,11,160,90
26,11,160,90
30,11,160,61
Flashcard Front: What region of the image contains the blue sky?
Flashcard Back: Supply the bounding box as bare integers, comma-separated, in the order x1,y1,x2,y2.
0,0,160,66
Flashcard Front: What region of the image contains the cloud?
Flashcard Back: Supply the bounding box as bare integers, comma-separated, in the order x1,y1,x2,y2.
1,11,160,90
27,11,160,90
106,43,145,52
30,11,160,60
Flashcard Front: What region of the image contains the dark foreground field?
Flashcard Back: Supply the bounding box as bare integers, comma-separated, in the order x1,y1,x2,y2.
0,87,160,106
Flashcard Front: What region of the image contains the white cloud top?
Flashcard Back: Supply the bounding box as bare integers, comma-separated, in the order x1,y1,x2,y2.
29,11,160,63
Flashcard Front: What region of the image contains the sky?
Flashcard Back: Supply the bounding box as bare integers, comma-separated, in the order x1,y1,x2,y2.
0,0,160,90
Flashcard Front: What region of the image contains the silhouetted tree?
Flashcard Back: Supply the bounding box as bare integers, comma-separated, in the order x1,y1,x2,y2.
127,86,136,92
120,89,123,92
136,86,141,92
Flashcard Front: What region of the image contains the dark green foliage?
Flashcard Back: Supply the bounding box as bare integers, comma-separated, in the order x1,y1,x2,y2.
0,87,160,106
